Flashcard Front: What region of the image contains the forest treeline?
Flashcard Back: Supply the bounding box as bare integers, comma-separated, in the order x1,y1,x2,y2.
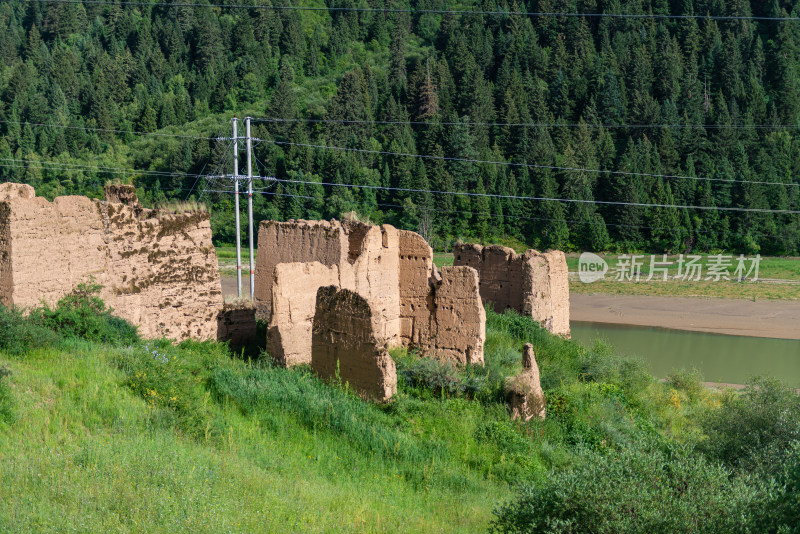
2,0,800,253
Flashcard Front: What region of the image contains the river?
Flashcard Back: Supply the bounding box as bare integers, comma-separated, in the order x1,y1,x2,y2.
571,321,800,388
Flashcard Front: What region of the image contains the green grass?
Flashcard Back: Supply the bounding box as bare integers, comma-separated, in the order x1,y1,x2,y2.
2,293,794,532
432,252,453,268
568,253,800,300
0,339,519,532
215,246,256,262
564,253,800,281
432,252,800,300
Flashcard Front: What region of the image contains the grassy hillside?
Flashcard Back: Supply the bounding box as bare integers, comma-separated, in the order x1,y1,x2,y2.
1,287,798,532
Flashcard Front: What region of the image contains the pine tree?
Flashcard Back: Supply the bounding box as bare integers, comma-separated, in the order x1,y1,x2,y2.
266,57,297,139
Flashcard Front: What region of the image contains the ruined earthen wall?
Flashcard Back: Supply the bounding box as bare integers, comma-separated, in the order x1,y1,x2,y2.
339,224,401,345
397,230,435,346
0,183,224,341
257,219,489,367
254,220,347,318
100,202,223,340
453,243,570,337
0,202,12,307
267,262,340,366
311,286,397,401
217,304,258,352
6,195,108,308
430,266,485,365
453,244,524,311
521,250,570,337
257,220,403,366
0,182,35,201
104,184,142,208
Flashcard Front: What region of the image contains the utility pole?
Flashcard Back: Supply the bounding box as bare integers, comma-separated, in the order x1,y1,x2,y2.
246,116,255,300
232,116,242,298
203,116,265,301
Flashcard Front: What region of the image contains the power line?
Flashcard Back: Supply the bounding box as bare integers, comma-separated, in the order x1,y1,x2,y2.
367,201,794,239
19,0,800,22
186,123,231,199
266,140,800,189
267,175,800,214
7,119,799,187
204,188,314,200
2,156,798,215
0,157,195,178
0,119,222,141
10,119,800,189
253,117,800,131
0,162,793,236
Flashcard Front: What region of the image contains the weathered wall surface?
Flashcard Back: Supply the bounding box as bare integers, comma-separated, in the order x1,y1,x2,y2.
311,286,397,401
398,230,435,346
454,243,570,337
430,266,485,365
505,343,546,421
0,202,12,307
257,219,487,367
267,262,340,366
0,182,35,201
217,304,258,352
339,224,401,345
0,182,224,341
453,244,524,311
255,220,402,343
254,220,346,318
257,219,403,365
521,250,570,337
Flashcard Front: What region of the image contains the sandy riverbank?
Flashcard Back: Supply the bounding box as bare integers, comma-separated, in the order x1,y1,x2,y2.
571,293,800,340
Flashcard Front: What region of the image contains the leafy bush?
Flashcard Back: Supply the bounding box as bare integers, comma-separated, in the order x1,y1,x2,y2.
29,282,139,345
0,365,15,425
0,304,61,355
487,309,650,398
667,369,706,403
767,442,800,534
699,377,800,477
491,443,772,534
112,339,230,439
395,353,492,400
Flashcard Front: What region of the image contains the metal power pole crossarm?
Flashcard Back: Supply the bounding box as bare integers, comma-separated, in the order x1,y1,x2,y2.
201,116,270,301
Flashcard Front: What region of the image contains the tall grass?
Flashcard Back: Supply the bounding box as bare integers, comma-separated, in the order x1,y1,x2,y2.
1,295,797,532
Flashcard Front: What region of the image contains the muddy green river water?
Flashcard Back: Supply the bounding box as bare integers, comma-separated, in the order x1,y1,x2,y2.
571,322,800,387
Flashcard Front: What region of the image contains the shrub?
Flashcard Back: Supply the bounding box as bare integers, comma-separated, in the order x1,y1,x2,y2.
394,353,494,400
112,339,230,439
699,376,800,477
768,442,800,533
29,282,138,345
0,365,14,425
491,443,772,534
667,369,706,403
0,304,61,355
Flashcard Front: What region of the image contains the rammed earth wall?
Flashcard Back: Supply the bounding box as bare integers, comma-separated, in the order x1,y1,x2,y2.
0,182,224,341
311,286,397,402
454,243,570,337
256,219,486,366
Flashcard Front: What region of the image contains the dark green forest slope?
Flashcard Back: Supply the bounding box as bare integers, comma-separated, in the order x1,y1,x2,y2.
2,0,800,253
